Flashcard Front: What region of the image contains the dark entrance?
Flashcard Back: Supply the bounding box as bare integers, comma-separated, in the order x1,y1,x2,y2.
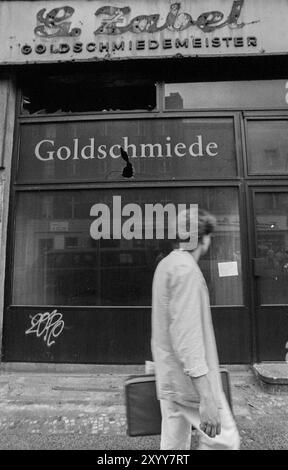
250,188,288,361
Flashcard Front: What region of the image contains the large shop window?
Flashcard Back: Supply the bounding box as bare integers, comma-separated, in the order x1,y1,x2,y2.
246,119,288,175
12,188,243,307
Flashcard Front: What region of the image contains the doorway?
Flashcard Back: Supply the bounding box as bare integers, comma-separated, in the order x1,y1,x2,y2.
250,188,288,361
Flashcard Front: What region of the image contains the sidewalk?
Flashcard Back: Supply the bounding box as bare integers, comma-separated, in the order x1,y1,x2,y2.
0,365,288,450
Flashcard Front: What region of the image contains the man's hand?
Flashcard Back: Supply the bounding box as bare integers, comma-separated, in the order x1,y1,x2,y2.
199,396,221,438
189,373,221,438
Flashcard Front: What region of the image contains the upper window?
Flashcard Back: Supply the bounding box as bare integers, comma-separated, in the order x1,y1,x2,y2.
165,80,288,110
20,77,156,114
246,119,288,175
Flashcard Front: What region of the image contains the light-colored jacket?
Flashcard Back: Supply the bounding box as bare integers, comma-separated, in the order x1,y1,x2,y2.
151,249,223,408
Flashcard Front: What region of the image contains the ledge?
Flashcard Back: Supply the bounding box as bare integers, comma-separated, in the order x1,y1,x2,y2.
0,362,251,375
0,362,145,375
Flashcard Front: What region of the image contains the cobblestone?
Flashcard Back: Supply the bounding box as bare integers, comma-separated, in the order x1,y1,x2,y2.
0,409,127,436
0,369,287,449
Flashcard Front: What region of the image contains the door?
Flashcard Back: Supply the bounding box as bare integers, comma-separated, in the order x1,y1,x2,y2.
251,188,288,361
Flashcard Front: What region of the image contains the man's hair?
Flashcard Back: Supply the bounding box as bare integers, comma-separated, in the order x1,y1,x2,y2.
176,208,217,246
197,209,217,241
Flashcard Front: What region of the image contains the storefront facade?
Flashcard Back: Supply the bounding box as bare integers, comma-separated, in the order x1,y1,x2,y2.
0,0,288,365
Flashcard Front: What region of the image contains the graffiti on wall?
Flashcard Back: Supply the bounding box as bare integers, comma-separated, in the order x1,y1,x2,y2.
25,310,65,347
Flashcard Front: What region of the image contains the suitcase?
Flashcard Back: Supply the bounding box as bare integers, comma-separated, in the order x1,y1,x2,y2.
124,369,233,437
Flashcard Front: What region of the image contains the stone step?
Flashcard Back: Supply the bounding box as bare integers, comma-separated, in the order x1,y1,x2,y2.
253,362,288,394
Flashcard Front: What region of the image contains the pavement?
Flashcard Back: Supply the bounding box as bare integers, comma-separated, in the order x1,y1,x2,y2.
0,364,288,450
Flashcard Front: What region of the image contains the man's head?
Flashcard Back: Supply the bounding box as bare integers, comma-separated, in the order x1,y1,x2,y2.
176,207,217,256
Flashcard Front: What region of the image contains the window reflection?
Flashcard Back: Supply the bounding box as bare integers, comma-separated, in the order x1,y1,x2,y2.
247,120,288,175
165,92,184,110
12,188,243,306
255,193,288,304
165,80,288,110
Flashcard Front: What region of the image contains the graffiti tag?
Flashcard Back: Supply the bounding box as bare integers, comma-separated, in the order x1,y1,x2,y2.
25,310,65,347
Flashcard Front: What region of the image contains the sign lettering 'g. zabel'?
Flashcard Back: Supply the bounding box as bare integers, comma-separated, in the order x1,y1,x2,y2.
34,1,247,36
20,0,258,57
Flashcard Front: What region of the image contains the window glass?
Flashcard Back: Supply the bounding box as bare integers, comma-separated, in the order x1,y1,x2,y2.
21,78,156,114
17,117,237,183
246,120,288,175
255,192,288,305
165,80,288,110
12,188,243,307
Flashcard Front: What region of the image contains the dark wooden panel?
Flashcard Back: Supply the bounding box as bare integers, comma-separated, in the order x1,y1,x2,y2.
2,306,251,364
256,307,288,361
212,307,252,364
2,307,152,363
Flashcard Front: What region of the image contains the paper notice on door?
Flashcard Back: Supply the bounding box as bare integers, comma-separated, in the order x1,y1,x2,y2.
218,261,239,277
54,234,65,250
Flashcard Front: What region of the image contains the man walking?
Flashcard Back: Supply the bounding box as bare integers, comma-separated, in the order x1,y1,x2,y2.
151,208,240,450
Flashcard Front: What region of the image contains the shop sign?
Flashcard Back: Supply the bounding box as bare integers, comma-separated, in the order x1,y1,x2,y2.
1,0,286,64
17,118,237,182
50,221,69,232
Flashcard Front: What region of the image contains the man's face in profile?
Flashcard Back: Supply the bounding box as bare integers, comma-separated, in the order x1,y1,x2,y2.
201,234,212,256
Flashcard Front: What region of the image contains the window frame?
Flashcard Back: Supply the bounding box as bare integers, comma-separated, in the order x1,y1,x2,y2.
18,77,161,117
4,81,249,312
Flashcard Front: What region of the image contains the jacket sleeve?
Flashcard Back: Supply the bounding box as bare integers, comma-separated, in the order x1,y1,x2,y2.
169,265,209,378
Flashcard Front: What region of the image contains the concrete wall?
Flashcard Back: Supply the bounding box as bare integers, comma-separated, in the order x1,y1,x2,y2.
0,76,16,361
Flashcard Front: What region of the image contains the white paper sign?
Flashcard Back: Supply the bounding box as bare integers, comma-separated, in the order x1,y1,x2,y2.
218,261,239,277
54,234,65,250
